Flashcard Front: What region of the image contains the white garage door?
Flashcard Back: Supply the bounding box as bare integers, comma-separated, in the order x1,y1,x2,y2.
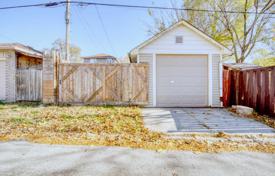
156,55,208,107
0,60,6,100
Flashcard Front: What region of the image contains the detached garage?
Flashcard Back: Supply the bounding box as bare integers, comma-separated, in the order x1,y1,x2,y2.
129,20,231,107
0,43,42,102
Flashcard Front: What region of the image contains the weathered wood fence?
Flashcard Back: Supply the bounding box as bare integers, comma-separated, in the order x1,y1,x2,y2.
16,69,42,101
58,63,149,105
223,65,275,117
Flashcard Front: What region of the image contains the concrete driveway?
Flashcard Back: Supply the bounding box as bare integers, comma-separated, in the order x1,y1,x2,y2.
142,108,275,134
1,141,275,176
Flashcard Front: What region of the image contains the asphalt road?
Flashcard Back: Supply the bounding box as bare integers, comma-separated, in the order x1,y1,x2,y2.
0,141,274,176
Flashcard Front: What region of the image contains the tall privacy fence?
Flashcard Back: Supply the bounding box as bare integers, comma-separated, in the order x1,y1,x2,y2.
42,51,149,105
223,65,275,117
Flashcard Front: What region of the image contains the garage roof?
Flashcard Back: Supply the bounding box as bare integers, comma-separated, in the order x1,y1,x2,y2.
0,43,42,58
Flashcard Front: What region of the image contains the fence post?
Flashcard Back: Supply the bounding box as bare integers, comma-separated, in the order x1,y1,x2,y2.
42,51,59,104
222,67,230,107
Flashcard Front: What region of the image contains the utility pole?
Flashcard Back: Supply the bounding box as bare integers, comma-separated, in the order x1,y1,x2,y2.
65,0,70,61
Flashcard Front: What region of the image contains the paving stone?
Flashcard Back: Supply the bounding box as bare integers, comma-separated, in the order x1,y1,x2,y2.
142,108,275,134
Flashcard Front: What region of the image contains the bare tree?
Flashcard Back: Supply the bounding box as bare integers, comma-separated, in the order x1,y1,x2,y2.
52,39,81,63
147,0,274,63
217,0,274,63
147,0,231,44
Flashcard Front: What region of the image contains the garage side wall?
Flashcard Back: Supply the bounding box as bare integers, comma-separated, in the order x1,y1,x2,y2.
0,50,16,102
212,54,221,107
138,53,153,107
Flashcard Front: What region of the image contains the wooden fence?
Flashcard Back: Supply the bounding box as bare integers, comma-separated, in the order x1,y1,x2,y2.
16,69,42,101
223,66,275,117
58,63,149,105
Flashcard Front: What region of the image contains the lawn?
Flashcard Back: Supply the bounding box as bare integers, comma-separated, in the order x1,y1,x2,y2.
0,103,274,153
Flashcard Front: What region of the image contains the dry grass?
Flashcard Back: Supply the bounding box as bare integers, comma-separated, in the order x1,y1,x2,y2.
0,103,274,153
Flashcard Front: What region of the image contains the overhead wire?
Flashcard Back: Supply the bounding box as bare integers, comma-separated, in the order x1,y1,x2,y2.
0,1,274,15
94,5,118,56
72,6,106,52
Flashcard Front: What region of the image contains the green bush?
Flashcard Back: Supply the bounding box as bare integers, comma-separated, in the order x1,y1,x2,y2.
253,57,275,67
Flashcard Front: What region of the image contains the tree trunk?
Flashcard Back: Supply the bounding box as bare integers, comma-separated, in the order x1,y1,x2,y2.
236,57,244,63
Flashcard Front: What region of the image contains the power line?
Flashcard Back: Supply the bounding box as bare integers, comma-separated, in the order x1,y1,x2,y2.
0,1,274,15
94,5,117,56
72,6,106,52
0,2,60,10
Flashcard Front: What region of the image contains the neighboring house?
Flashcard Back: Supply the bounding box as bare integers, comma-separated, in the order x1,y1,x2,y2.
0,43,42,102
82,54,118,64
129,20,231,107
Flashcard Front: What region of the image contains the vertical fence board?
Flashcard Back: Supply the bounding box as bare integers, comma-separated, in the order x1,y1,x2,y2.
271,67,275,116
222,69,230,107
259,71,265,114
16,69,42,101
266,70,270,114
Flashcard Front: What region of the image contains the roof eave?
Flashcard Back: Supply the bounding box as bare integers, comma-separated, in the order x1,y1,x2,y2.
16,50,43,59
0,44,42,58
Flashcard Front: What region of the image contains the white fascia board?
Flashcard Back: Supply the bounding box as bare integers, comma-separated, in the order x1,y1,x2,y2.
152,53,157,107
208,53,213,106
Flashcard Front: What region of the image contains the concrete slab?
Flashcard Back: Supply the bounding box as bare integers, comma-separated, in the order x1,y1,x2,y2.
142,108,275,134
0,141,275,176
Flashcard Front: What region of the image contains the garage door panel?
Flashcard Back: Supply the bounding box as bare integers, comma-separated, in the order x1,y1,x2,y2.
158,86,207,95
157,57,207,65
158,63,206,68
158,95,207,107
158,77,208,84
156,55,208,107
158,68,207,76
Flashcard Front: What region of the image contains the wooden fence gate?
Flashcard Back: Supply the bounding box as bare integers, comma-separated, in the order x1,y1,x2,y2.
58,63,149,105
16,69,42,101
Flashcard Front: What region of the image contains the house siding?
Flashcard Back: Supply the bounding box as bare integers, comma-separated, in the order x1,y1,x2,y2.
0,50,16,102
138,53,153,107
212,54,221,107
0,53,6,100
140,24,222,54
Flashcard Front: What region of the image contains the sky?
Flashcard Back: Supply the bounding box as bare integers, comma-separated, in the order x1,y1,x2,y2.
0,0,174,58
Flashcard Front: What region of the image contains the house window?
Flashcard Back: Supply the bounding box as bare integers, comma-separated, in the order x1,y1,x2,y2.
175,36,183,44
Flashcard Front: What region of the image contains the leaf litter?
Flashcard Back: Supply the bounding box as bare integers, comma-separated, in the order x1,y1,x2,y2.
0,103,274,153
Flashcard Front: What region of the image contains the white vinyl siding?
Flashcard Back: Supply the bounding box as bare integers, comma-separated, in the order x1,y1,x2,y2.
140,24,221,54
212,54,221,107
138,53,153,106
